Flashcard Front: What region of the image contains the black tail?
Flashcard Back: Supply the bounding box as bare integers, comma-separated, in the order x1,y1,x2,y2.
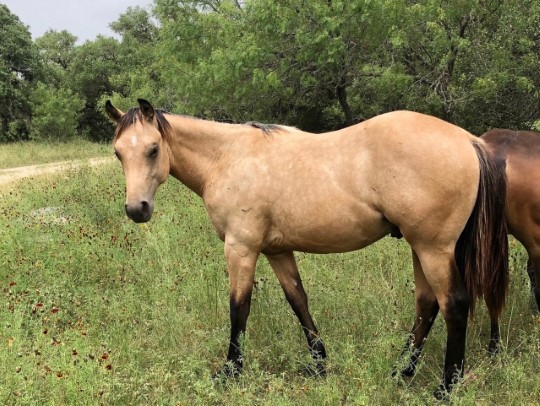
454,140,509,317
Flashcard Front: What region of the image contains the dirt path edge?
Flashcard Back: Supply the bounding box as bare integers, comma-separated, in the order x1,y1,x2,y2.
0,157,115,187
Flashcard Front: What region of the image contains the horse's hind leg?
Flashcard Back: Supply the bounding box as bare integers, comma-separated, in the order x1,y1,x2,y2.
265,251,327,374
394,250,439,377
526,250,540,311
488,315,501,355
416,249,471,399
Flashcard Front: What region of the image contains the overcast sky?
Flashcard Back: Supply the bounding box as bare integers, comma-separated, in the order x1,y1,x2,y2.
2,0,154,43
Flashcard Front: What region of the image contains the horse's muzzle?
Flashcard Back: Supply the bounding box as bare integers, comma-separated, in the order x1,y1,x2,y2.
125,201,153,223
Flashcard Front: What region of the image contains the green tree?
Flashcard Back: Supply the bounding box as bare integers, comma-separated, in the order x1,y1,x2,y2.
34,30,78,88
153,0,393,131
111,0,540,134
110,6,157,44
454,0,540,132
0,4,40,141
68,36,123,141
106,6,161,109
29,82,85,140
387,0,540,133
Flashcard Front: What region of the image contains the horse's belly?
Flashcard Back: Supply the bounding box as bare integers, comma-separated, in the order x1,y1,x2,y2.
264,204,393,254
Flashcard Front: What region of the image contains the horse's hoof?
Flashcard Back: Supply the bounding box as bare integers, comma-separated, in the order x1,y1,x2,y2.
303,363,327,377
433,384,450,401
401,365,416,377
315,362,327,377
488,341,501,356
213,362,242,381
391,364,416,378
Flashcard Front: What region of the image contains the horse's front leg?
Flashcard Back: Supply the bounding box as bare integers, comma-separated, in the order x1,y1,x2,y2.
265,251,326,374
221,237,259,377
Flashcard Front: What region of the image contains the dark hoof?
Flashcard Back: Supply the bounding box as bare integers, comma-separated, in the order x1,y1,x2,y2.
433,384,450,401
391,364,416,378
303,362,327,377
401,365,416,377
488,340,501,356
213,362,242,381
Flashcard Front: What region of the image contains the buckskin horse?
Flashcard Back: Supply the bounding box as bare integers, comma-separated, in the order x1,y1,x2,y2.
106,99,508,398
482,129,540,351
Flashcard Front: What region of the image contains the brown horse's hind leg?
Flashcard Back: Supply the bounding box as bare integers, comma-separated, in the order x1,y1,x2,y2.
487,292,501,354
220,240,259,377
394,250,439,378
527,253,540,311
265,252,327,374
488,317,501,355
416,250,471,400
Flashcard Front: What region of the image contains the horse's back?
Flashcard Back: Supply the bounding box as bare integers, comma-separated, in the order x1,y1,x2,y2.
482,129,540,160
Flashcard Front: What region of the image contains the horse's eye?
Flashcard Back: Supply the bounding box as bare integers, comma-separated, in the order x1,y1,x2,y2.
149,145,159,158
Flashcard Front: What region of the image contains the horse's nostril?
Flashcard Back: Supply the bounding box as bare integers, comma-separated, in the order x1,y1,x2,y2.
125,201,153,223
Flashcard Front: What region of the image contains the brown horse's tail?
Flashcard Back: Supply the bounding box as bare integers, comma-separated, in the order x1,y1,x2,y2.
454,139,509,317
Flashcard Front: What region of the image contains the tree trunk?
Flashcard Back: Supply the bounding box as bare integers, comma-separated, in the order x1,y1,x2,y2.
336,82,353,127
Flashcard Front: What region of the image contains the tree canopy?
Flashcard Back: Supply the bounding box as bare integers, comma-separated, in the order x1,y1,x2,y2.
1,0,539,141
0,4,38,140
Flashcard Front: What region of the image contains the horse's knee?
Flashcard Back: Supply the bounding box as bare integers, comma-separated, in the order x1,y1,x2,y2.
416,293,438,315
284,288,308,309
442,291,471,327
416,292,437,308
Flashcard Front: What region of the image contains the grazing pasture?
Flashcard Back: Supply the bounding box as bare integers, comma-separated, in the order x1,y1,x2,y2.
0,160,539,404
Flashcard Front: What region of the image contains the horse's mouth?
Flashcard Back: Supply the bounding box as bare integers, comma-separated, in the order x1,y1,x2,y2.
125,201,153,223
127,212,151,223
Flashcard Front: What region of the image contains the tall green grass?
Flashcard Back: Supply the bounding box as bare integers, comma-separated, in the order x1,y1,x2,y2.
0,140,110,169
0,163,538,405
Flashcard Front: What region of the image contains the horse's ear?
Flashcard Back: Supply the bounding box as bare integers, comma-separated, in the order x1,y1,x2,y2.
105,100,124,124
138,99,155,122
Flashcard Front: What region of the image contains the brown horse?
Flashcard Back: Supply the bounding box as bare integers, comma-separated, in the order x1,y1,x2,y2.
482,129,540,349
106,99,508,398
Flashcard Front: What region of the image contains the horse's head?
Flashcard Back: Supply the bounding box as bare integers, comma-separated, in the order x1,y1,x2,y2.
106,99,171,223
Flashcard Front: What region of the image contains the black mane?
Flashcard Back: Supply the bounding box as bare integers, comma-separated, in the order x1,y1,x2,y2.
245,121,285,134
114,107,173,143
115,107,286,141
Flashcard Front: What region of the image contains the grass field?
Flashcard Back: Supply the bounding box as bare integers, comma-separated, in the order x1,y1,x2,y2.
0,140,111,169
0,158,539,404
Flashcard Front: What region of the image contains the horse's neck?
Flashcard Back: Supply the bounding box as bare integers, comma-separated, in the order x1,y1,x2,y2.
165,115,248,196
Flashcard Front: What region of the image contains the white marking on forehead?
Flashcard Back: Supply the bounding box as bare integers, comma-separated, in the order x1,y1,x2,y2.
130,135,138,148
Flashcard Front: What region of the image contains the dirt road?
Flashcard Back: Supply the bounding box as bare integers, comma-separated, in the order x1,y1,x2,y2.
0,157,114,187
